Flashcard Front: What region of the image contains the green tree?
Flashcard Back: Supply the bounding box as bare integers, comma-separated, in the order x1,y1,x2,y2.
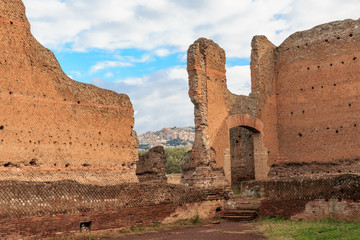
164,147,191,174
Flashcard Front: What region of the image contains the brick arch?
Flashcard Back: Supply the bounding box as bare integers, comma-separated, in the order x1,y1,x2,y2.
226,114,264,132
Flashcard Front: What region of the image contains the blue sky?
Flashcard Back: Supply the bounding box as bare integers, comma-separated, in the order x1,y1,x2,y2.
23,0,360,134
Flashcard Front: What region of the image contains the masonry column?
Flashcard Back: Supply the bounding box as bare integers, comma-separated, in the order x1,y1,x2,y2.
181,38,229,189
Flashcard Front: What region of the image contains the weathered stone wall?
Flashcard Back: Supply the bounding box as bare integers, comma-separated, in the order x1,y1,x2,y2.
185,19,360,187
275,19,360,166
136,146,167,182
0,0,138,184
239,174,360,220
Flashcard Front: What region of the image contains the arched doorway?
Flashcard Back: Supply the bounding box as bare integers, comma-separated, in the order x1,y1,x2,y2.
230,126,259,186
225,114,267,187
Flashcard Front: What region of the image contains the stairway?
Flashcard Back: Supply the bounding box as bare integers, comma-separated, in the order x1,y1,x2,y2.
222,196,261,222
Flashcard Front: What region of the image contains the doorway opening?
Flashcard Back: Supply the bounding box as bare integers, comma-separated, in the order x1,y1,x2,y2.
230,126,258,188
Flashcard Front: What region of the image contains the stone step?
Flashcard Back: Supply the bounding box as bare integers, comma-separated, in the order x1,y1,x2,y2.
224,209,258,216
223,197,261,222
221,214,258,222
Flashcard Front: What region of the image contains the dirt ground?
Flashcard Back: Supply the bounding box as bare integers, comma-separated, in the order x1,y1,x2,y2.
105,221,266,240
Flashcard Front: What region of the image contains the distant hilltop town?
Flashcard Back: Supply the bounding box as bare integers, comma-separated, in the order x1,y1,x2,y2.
138,127,195,150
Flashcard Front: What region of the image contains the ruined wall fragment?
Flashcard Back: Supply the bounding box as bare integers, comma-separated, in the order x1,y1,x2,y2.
0,0,138,184
184,38,273,187
136,146,167,182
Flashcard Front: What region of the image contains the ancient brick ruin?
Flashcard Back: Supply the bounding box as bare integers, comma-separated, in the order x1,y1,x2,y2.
0,1,226,238
184,19,360,188
0,0,139,184
3,0,360,237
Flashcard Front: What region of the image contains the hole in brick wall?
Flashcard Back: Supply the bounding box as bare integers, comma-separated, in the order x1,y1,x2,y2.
300,88,304,91
341,61,344,64
307,67,310,70
318,65,320,69
9,91,13,95
290,112,294,115
235,140,239,143
0,126,4,130
350,33,353,37
82,163,90,167
54,163,57,166
298,133,303,137
321,86,324,88
327,127,330,130
325,39,329,42
29,159,37,166
337,36,340,40
354,57,357,61
336,130,339,133
80,221,92,232
297,46,300,48
311,86,314,89
249,154,252,157
349,103,352,107
354,124,357,127
330,63,333,66
333,83,336,86
216,207,222,212
77,101,81,104
65,163,70,167
302,110,305,114
10,21,13,25
99,132,101,135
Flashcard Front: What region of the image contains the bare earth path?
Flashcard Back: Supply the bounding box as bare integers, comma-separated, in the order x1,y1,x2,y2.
105,222,267,240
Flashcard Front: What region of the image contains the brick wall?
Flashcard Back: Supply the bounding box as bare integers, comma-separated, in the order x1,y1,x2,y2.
0,180,225,238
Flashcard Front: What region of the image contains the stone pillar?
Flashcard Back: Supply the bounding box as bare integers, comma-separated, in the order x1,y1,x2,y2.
181,38,229,189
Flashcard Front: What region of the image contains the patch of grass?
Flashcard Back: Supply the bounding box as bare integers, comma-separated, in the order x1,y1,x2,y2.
192,213,201,224
258,217,360,240
130,226,145,232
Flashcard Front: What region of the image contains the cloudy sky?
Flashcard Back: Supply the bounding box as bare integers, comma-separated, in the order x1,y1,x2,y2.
22,0,360,134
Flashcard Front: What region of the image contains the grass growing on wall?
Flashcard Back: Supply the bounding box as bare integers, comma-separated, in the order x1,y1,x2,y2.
259,217,360,240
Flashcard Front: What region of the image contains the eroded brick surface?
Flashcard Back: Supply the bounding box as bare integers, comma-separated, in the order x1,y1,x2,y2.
184,19,360,187
0,0,138,184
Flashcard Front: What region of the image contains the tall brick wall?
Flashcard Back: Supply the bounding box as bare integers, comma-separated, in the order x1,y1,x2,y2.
275,19,360,165
0,0,138,184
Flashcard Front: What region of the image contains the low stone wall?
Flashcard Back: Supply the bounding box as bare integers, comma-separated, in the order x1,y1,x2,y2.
0,180,226,239
241,174,360,220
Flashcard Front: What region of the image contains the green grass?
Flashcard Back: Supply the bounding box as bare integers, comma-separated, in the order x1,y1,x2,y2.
259,218,360,240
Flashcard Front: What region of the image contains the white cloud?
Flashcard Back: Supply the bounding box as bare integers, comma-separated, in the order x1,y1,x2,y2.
89,61,133,74
154,48,171,57
120,77,148,86
226,65,251,96
24,0,360,57
105,72,114,78
92,66,192,134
